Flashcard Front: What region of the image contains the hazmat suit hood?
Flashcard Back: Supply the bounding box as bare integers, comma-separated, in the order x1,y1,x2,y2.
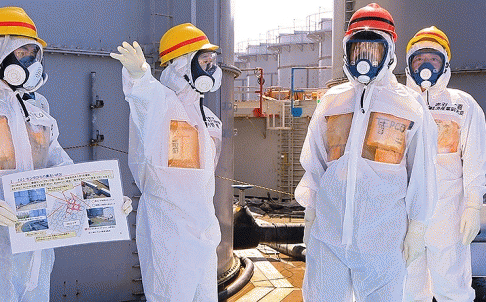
343,29,397,89
159,52,200,105
406,41,451,96
0,35,46,93
0,36,43,63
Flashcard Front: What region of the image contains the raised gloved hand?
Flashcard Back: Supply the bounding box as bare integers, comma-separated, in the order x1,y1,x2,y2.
403,220,426,267
110,41,148,79
303,207,316,245
122,196,133,216
0,199,18,227
460,206,481,245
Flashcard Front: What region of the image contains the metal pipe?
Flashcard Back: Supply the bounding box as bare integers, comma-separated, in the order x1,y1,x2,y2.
214,0,218,48
258,222,305,244
239,67,263,72
217,255,241,286
258,68,264,116
89,72,97,160
278,64,322,70
218,256,254,301
233,185,253,207
215,0,238,283
291,68,296,109
235,67,264,116
220,63,241,77
290,66,331,116
45,47,112,57
332,0,346,80
233,205,304,250
89,72,105,160
191,0,197,25
264,243,306,261
234,86,262,90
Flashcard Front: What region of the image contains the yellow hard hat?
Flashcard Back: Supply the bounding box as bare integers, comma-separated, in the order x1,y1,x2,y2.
159,23,218,66
0,7,46,47
406,26,450,60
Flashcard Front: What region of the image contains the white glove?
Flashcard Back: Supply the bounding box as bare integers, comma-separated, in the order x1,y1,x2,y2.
110,41,148,79
0,199,17,227
460,207,480,245
403,220,426,267
122,196,133,216
303,207,316,245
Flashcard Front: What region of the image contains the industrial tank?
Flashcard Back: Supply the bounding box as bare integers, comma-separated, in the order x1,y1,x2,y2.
275,31,320,89
0,0,236,300
315,17,333,88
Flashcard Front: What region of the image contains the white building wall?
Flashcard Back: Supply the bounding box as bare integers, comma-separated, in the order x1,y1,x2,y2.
234,118,280,198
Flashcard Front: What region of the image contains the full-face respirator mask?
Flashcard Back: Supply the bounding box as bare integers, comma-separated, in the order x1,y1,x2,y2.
189,50,221,93
1,43,47,92
408,48,446,89
345,31,389,84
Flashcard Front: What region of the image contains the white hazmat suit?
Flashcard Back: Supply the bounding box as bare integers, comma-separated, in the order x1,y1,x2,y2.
404,41,486,302
0,36,73,302
118,44,222,301
296,31,438,301
22,92,49,114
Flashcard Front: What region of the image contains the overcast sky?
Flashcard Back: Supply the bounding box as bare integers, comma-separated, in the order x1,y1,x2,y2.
234,0,333,49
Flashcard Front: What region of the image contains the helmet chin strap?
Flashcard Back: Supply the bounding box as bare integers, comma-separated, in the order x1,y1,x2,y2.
183,74,208,126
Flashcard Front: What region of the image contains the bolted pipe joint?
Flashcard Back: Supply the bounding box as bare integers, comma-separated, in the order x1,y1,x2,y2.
233,205,304,250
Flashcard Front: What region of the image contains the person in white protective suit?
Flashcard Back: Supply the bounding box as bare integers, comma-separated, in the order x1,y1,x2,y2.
0,7,73,302
110,23,223,301
295,3,438,301
0,7,133,302
403,26,486,302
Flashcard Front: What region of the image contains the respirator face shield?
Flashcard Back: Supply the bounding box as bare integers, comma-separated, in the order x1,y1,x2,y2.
197,51,217,74
13,44,42,67
190,50,221,93
408,48,445,89
348,40,385,67
345,31,389,84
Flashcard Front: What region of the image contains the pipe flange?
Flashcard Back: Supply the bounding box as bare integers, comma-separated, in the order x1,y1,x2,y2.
218,256,254,301
217,254,241,285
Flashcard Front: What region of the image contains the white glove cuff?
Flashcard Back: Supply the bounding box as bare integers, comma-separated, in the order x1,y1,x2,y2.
304,207,316,222
465,190,483,210
408,220,426,235
133,62,150,80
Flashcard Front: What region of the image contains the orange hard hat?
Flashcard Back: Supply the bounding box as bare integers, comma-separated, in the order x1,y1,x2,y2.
346,3,397,42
